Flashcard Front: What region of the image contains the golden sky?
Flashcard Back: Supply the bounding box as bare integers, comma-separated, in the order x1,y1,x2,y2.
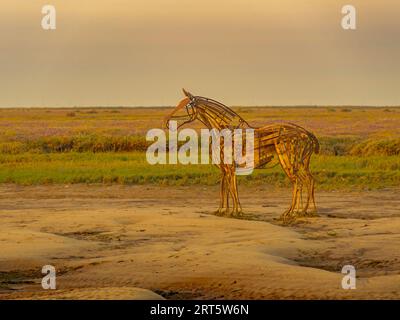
1,0,400,106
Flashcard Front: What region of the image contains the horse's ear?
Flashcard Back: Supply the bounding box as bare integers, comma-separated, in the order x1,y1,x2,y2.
182,88,194,99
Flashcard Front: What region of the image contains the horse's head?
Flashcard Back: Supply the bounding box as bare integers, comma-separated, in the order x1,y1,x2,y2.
164,89,198,129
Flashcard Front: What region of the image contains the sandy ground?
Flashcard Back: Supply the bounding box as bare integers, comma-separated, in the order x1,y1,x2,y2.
1,184,400,300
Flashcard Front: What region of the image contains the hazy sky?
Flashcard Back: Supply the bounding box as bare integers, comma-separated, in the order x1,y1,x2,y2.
1,0,400,107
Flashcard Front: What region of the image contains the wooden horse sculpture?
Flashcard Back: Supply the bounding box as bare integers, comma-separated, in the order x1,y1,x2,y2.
164,89,320,221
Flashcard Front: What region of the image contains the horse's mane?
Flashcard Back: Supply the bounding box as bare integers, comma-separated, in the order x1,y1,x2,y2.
194,96,249,127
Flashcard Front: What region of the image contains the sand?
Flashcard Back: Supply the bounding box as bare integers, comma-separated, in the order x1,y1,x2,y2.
1,184,400,299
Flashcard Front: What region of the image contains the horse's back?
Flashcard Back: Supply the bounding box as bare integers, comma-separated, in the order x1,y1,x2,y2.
254,122,319,154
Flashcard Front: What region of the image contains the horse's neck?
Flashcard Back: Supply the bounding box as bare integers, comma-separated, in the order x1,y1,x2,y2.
198,112,227,131
198,107,247,131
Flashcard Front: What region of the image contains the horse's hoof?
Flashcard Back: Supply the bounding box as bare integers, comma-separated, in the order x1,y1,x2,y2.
231,210,242,218
302,209,318,217
307,212,319,217
279,211,296,224
213,209,224,216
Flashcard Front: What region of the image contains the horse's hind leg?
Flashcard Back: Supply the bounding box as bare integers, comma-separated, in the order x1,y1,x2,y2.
276,142,312,221
284,176,304,221
293,175,304,215
297,168,312,215
306,154,317,213
275,146,299,221
301,151,318,216
311,176,316,211
306,166,317,214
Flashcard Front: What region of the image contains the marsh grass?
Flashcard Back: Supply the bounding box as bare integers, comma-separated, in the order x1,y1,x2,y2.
350,138,400,156
1,107,399,189
1,134,399,157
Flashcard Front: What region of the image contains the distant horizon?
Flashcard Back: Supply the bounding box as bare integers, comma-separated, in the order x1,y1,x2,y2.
1,104,400,109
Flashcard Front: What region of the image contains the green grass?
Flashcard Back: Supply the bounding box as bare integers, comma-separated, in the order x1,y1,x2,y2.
1,152,399,190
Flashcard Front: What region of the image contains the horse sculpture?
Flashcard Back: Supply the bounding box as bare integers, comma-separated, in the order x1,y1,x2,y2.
164,89,320,221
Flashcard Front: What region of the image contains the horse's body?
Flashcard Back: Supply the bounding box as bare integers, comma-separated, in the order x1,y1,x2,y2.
165,90,319,221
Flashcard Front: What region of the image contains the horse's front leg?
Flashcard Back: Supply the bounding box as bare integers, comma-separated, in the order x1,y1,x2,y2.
232,173,242,216
215,169,228,215
229,169,242,216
